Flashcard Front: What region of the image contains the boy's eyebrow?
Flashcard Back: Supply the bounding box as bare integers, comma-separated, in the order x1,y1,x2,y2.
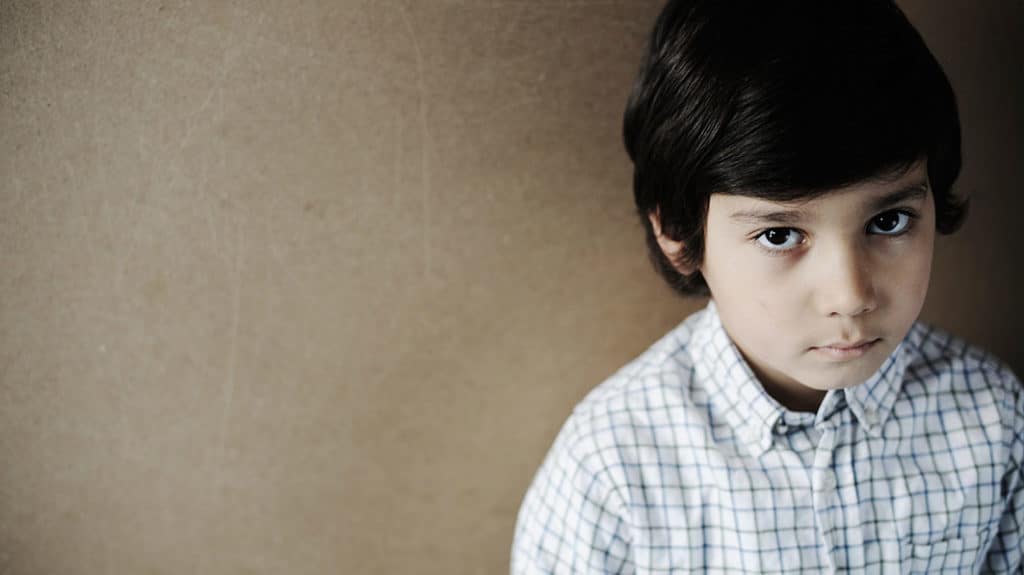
867,180,929,212
728,205,809,226
728,180,930,225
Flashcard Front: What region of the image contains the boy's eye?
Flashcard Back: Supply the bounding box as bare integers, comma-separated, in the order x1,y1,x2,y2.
867,210,913,235
756,228,804,252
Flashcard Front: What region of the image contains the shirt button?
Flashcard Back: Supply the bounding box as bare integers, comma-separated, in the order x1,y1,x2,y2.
863,407,878,426
819,472,836,491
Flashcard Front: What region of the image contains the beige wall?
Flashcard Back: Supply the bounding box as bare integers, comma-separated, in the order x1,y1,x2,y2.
1,1,1020,573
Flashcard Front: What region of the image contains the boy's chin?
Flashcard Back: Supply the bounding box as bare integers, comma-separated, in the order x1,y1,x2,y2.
799,357,889,392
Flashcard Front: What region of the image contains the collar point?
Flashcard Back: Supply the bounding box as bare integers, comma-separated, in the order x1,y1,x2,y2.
747,435,774,457
863,424,884,439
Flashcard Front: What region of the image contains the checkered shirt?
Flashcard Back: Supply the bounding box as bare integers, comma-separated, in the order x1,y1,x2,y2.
511,301,1024,574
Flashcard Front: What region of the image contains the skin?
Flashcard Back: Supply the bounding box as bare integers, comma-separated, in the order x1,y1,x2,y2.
650,160,935,412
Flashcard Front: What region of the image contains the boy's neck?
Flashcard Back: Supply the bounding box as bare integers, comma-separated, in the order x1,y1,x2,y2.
747,363,828,413
763,379,827,413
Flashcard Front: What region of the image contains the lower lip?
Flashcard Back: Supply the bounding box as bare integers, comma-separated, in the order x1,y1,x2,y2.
812,339,879,360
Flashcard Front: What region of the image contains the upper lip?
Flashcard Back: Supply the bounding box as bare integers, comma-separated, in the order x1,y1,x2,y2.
817,338,878,349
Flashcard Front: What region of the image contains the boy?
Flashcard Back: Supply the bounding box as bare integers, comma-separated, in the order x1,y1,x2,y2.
511,0,1023,573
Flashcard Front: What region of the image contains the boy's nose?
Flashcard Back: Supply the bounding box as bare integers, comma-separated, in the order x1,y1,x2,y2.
814,245,878,318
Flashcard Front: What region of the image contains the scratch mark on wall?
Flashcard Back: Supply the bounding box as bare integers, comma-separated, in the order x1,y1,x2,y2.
77,23,143,570
95,116,143,469
218,219,245,481
190,12,269,575
190,212,247,575
204,214,246,565
178,37,233,161
398,1,434,282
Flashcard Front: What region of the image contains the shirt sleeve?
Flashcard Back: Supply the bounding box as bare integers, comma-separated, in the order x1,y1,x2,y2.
511,417,634,574
982,369,1024,574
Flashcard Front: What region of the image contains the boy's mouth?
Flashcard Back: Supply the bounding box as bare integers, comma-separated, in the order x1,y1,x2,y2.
811,338,881,360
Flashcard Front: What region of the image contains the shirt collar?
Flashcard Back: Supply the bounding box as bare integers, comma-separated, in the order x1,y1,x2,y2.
842,321,917,436
691,300,784,457
690,300,916,454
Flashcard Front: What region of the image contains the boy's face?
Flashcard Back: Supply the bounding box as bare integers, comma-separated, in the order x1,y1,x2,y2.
686,161,934,408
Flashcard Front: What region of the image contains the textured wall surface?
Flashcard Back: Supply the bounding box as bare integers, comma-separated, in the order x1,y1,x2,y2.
1,1,1020,573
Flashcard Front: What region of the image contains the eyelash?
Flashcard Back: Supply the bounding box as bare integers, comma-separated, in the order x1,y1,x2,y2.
752,209,920,257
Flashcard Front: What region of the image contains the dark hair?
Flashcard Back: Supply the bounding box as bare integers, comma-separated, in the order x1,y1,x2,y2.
623,0,967,297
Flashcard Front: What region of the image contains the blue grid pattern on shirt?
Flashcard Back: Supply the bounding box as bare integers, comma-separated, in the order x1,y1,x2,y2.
511,303,1024,574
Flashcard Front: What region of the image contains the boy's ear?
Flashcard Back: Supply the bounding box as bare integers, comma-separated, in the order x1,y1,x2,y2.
648,210,698,276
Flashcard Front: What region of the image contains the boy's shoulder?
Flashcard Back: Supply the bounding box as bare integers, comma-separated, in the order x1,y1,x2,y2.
572,306,708,416
550,307,712,461
903,319,1022,409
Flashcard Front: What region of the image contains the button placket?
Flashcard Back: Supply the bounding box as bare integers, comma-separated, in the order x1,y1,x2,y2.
812,427,837,493
811,424,840,570
818,470,836,491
